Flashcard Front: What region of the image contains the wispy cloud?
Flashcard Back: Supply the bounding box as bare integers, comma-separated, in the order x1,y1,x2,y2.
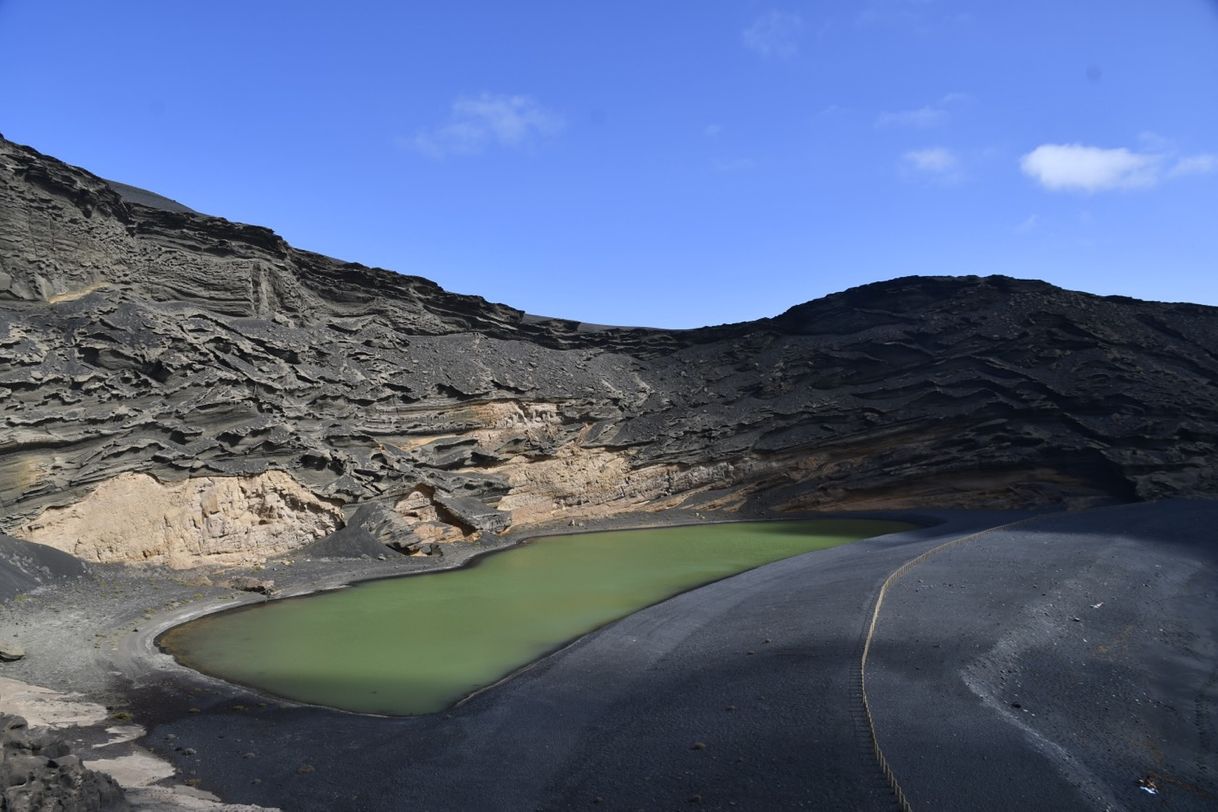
742,10,804,60
903,147,959,175
1170,153,1218,177
404,93,564,158
1019,143,1215,192
1015,214,1039,234
704,124,724,138
876,93,969,129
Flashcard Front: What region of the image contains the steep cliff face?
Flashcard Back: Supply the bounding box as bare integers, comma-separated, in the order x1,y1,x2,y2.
2,134,1216,565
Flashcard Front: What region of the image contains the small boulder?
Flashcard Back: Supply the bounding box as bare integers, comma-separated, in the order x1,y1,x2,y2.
227,577,275,595
0,640,24,661
433,492,511,535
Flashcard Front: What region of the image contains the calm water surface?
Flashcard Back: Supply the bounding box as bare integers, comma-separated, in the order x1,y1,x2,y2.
160,519,911,715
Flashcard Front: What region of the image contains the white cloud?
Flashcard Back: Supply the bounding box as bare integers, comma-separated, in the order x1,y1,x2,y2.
742,11,804,60
903,147,958,174
1171,153,1218,177
1020,144,1160,191
1020,142,1218,191
405,93,564,158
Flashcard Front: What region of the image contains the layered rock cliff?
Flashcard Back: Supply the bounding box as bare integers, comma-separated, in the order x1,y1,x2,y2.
2,134,1216,566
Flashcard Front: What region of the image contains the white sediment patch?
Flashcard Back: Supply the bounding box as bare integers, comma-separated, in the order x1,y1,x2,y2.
0,675,109,727
84,751,175,787
127,785,280,811
98,723,147,748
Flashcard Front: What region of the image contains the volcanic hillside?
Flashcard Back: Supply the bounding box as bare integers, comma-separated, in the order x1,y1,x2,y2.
2,134,1216,567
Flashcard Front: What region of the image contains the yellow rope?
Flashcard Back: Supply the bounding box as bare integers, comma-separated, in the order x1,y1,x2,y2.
858,517,1038,811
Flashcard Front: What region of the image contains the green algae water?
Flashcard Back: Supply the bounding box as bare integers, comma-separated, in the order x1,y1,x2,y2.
160,519,910,715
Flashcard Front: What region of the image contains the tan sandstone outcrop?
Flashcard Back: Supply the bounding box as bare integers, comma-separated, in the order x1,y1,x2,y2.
15,472,342,568
393,489,469,543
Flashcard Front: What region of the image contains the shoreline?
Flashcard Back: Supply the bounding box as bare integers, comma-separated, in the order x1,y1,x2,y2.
2,506,957,724
137,507,1039,810
152,513,934,718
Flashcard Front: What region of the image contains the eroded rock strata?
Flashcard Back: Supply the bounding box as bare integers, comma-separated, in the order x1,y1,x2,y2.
2,134,1216,565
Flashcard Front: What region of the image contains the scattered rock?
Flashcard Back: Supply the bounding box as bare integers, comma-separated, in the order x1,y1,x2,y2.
304,503,416,559
0,641,24,662
227,577,275,596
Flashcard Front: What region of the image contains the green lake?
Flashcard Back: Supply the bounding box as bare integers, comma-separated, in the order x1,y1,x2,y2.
159,519,912,715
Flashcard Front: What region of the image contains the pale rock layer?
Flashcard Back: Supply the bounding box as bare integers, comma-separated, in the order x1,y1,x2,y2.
16,472,342,568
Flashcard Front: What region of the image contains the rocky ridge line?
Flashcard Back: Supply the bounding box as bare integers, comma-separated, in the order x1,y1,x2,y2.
2,133,1216,565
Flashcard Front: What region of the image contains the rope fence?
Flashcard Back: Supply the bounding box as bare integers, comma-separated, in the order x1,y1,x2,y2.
858,517,1038,811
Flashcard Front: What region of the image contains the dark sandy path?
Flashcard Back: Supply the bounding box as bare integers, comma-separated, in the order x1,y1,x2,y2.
133,511,1028,811
868,500,1218,811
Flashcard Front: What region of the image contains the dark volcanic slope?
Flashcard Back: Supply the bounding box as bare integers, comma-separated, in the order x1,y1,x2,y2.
0,533,87,602
2,133,1217,560
101,178,198,215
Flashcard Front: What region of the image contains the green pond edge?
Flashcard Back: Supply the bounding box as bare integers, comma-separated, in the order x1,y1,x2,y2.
157,517,922,716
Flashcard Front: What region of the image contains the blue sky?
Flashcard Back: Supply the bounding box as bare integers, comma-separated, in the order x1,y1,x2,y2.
2,1,1216,327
